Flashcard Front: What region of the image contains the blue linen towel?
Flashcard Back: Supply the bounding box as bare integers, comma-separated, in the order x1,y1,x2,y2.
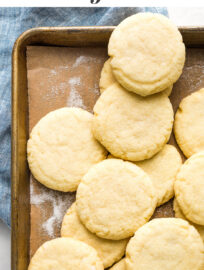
0,7,167,227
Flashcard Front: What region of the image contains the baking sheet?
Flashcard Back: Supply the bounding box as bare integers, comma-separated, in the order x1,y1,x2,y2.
27,45,204,258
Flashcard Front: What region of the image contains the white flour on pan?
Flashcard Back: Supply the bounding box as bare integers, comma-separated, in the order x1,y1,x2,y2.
67,77,86,109
30,182,75,237
72,55,101,68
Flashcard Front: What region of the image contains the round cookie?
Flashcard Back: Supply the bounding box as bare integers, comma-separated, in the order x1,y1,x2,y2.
27,107,107,192
108,144,182,206
110,259,126,270
175,152,204,225
28,238,103,270
174,198,204,242
93,83,174,162
135,145,182,206
76,159,157,240
99,58,116,93
61,203,129,268
126,218,204,270
108,13,185,96
99,58,173,96
174,88,204,158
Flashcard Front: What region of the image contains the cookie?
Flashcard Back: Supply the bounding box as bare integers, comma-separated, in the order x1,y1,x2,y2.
174,88,204,158
27,107,107,192
174,152,204,225
164,85,173,97
136,145,182,206
109,259,126,270
76,159,157,240
61,203,128,268
99,58,116,93
173,198,204,242
108,13,185,96
93,83,174,161
99,58,173,96
28,238,103,270
126,218,204,270
108,145,182,206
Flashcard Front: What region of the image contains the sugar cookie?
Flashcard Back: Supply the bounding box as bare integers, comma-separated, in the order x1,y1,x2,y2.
99,58,173,96
76,159,157,240
174,88,204,158
126,218,204,270
99,58,116,93
28,238,103,270
61,203,128,268
136,145,182,206
108,13,185,96
173,198,204,242
175,152,204,225
27,107,107,192
108,145,182,206
93,83,174,161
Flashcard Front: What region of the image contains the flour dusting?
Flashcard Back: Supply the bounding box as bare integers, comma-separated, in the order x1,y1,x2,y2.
185,65,204,92
67,77,86,109
69,77,81,87
42,197,69,237
92,82,100,95
59,65,69,70
48,84,65,98
73,55,101,68
50,69,57,75
30,183,52,205
73,56,88,68
30,182,75,237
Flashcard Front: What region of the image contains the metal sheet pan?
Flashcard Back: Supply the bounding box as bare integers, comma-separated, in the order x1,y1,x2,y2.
12,26,204,270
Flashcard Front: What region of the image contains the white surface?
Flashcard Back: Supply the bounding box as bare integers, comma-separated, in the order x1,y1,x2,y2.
0,7,204,270
169,7,204,26
0,220,10,269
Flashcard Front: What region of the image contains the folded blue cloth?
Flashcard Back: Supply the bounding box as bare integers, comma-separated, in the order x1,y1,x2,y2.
0,7,167,227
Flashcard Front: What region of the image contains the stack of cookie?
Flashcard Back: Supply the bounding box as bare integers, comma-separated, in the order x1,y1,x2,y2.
173,89,204,253
27,13,204,270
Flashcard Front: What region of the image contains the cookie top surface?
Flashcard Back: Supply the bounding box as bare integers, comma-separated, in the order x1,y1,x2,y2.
76,159,157,240
28,238,103,270
109,259,126,270
99,58,173,96
173,198,204,242
175,152,204,225
61,203,128,268
126,218,204,270
136,144,182,206
27,107,107,192
93,83,174,161
108,13,185,96
174,88,204,158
